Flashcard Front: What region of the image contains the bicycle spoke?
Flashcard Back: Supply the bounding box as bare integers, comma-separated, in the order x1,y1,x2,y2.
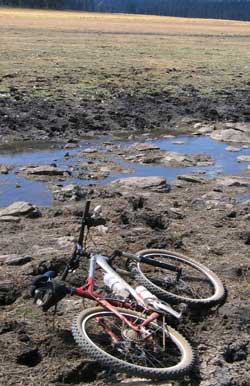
139,253,216,301
84,312,184,369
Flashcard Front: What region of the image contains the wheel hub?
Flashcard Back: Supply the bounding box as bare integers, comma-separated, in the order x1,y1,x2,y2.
122,328,142,343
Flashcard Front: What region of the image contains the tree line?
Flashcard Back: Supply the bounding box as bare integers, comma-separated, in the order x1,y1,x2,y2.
1,0,250,21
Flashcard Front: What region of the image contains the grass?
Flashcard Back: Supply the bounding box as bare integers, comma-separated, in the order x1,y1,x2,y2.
0,7,250,101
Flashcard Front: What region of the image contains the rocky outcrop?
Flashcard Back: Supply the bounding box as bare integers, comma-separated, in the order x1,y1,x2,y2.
210,124,250,143
129,143,160,152
237,155,250,162
124,143,214,167
0,201,41,218
0,216,21,223
0,255,32,266
177,174,206,183
111,176,170,192
19,165,70,181
161,152,214,167
215,176,250,187
53,184,89,201
225,146,241,152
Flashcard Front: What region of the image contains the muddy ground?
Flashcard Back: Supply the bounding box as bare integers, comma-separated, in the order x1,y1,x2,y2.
1,85,250,145
0,176,250,386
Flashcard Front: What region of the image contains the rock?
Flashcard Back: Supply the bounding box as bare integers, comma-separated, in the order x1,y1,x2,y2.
78,171,109,180
124,144,213,167
20,165,67,177
193,122,202,129
77,160,127,180
0,202,41,218
225,146,241,152
0,216,21,223
196,125,214,134
0,164,13,174
81,148,97,154
111,176,171,193
0,254,19,264
5,255,32,266
215,177,250,187
210,128,250,143
64,143,77,149
237,155,250,162
242,213,250,220
0,281,19,305
234,122,250,132
192,194,233,210
169,207,186,219
202,191,223,200
177,175,205,183
129,143,160,152
53,184,88,201
161,152,214,167
172,141,186,145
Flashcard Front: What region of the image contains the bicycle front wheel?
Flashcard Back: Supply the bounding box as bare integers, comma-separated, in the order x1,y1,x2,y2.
72,307,194,380
129,249,226,306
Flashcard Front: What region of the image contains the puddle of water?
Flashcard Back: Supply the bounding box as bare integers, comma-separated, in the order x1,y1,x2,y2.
151,135,250,177
0,174,52,208
235,195,250,202
0,135,250,208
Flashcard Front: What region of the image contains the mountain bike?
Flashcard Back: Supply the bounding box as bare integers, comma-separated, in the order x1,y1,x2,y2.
31,200,225,380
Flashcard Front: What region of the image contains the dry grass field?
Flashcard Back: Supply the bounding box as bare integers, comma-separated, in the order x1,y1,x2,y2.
1,7,250,99
0,8,250,142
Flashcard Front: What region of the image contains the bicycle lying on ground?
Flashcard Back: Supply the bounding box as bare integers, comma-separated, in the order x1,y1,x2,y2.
31,201,226,380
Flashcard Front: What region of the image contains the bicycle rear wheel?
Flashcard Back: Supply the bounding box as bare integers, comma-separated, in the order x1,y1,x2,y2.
129,249,225,306
72,307,194,380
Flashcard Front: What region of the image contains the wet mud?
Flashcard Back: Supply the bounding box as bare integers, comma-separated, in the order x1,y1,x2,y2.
1,86,250,144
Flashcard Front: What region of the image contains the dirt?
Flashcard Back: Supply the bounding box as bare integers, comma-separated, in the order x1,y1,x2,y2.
1,85,250,145
0,179,250,386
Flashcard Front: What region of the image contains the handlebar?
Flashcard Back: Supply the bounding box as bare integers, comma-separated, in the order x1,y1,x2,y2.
31,271,74,311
